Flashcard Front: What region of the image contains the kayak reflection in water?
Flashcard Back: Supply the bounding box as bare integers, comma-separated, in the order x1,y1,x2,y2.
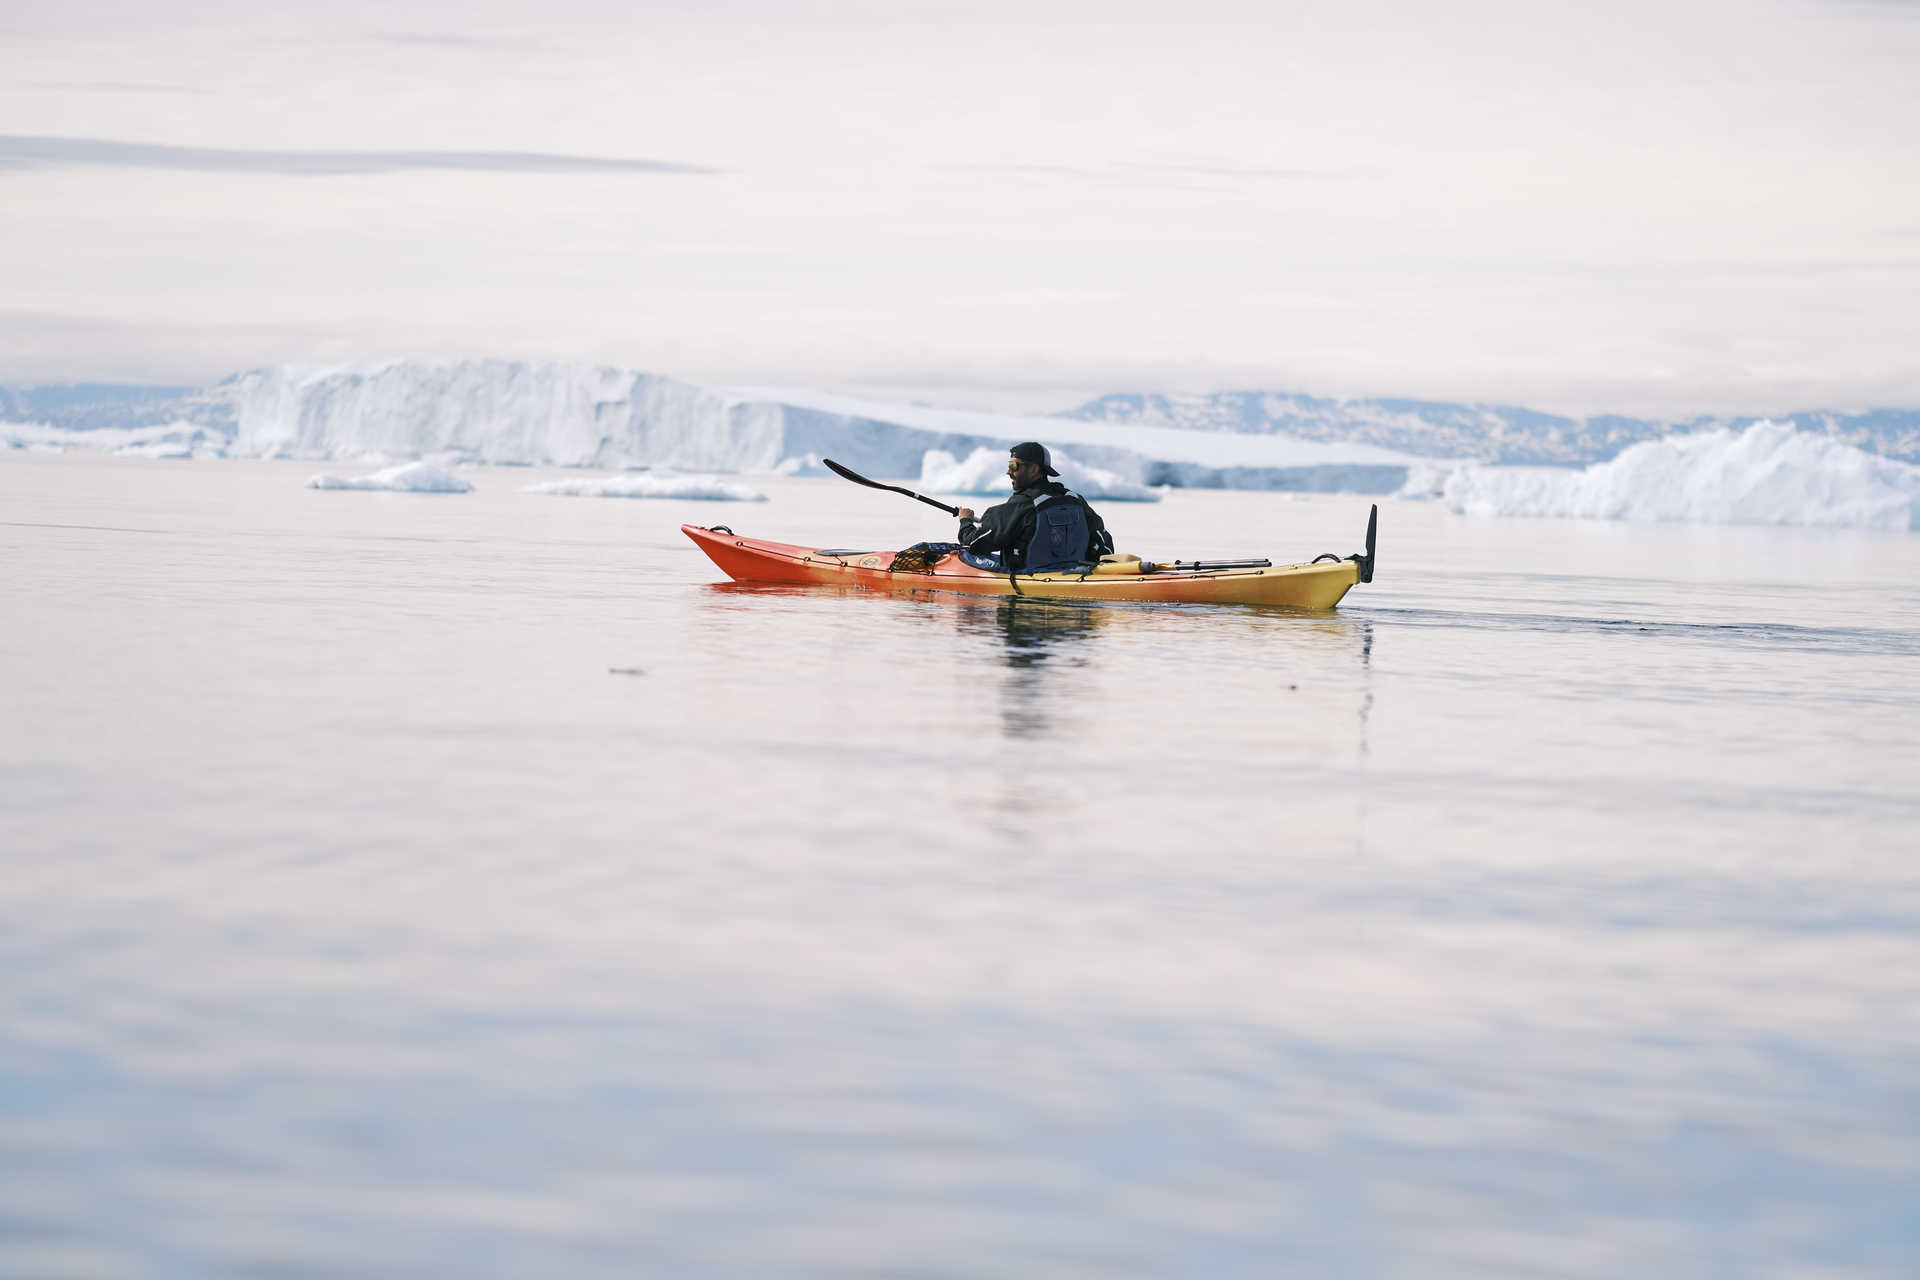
953,442,1114,574
990,598,1105,736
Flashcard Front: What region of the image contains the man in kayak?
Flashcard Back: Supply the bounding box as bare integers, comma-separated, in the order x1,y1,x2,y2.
954,442,1113,573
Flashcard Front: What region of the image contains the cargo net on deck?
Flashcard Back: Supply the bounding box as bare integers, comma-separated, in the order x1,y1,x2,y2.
889,541,961,574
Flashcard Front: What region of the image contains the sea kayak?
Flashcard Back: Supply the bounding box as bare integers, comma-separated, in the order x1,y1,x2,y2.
683,507,1376,608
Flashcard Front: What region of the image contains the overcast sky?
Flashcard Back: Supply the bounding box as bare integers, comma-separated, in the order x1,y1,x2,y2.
3,0,1917,415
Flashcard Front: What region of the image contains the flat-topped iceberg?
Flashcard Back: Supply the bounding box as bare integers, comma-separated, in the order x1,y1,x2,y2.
307,461,472,493
521,474,767,501
917,447,1161,502
1419,420,1920,531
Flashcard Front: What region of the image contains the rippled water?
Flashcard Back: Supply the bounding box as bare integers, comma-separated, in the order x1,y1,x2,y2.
4,453,1918,1278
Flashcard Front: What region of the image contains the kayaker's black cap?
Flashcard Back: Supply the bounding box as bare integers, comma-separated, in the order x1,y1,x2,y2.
1010,441,1059,476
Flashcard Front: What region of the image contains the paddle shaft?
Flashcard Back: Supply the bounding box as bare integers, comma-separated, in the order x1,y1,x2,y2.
821,458,960,517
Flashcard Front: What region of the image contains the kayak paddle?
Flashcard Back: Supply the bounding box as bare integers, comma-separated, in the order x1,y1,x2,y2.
821,458,960,517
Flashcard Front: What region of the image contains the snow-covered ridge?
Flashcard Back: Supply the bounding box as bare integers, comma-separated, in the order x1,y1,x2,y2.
1067,389,1920,468
1067,389,1652,465
1408,420,1920,532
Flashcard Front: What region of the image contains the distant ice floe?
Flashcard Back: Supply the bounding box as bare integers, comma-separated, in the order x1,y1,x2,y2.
917,447,1162,502
773,453,828,476
1405,420,1920,531
114,441,196,460
520,473,767,501
307,461,473,492
4,418,228,459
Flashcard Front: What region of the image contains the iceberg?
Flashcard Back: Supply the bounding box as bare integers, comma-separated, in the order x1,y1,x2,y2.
917,447,1162,502
307,461,473,493
230,359,757,468
206,359,1435,489
520,474,767,501
5,359,1438,493
1424,420,1920,531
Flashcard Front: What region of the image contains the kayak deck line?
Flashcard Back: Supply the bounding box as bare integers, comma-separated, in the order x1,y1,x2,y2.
682,506,1378,609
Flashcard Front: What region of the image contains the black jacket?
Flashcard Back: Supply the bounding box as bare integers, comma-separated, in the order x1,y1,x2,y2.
958,481,1110,571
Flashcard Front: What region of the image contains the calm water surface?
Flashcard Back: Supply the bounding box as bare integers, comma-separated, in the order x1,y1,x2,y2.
3,453,1918,1277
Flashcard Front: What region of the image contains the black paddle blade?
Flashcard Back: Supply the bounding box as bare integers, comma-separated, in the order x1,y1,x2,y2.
822,458,884,490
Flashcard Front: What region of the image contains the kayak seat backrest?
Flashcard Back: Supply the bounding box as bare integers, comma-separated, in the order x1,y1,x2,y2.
1026,492,1093,572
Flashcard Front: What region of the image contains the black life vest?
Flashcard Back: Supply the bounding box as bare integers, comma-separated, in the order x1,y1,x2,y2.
1024,490,1097,572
